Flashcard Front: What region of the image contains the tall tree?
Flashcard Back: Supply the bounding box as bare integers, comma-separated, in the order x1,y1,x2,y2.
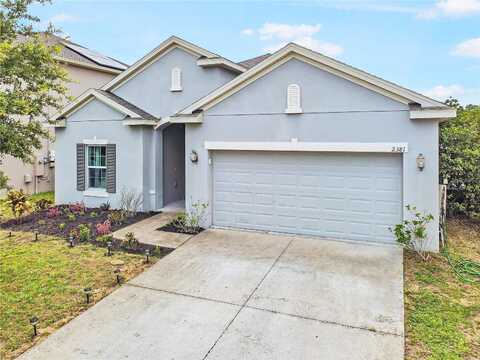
0,0,68,167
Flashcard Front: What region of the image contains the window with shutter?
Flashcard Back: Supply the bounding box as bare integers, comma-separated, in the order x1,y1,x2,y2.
171,67,182,91
285,84,302,114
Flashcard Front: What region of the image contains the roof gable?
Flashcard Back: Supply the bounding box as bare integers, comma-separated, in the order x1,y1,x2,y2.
101,36,246,92
179,43,452,118
52,89,155,124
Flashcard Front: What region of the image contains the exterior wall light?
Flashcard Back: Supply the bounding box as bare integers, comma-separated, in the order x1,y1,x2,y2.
190,150,198,163
416,153,425,171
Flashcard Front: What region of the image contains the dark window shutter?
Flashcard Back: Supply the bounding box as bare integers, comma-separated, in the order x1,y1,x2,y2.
76,143,86,191
106,144,116,193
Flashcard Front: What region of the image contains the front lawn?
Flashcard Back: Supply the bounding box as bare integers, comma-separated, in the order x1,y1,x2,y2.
0,230,159,360
405,218,480,360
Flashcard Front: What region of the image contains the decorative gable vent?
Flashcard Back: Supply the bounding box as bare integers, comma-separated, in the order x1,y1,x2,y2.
285,84,302,114
171,67,182,92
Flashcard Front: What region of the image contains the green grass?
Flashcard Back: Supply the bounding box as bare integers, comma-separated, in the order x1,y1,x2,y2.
405,218,480,360
0,230,156,359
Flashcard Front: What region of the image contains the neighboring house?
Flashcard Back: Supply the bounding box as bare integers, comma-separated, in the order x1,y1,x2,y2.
53,36,456,251
0,35,127,195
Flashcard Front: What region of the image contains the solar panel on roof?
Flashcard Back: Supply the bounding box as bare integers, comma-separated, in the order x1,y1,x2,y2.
64,43,127,70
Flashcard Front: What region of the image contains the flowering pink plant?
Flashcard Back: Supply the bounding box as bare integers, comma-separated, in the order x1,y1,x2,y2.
69,202,85,213
95,220,112,236
47,207,61,218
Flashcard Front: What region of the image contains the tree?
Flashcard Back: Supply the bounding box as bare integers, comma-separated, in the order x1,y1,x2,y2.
440,98,480,216
0,0,69,165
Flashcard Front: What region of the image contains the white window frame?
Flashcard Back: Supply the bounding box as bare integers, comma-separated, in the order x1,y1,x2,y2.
86,145,107,190
285,83,302,114
171,67,182,92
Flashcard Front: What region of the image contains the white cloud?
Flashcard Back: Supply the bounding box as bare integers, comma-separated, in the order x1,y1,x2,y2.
417,0,480,19
258,23,322,41
241,28,254,36
243,22,343,57
48,13,79,24
452,38,480,58
264,36,343,57
424,84,465,100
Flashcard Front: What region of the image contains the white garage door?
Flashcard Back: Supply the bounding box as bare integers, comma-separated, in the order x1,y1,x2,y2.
213,151,403,244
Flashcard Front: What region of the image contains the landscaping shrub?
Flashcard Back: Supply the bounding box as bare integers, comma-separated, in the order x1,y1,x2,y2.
124,232,139,249
107,210,126,225
391,205,434,261
47,207,61,218
77,224,91,242
95,220,112,236
99,202,111,211
67,213,76,222
172,201,208,234
440,101,480,217
58,223,66,231
119,188,143,216
90,211,98,218
5,189,32,218
69,202,85,214
35,198,53,211
97,234,113,243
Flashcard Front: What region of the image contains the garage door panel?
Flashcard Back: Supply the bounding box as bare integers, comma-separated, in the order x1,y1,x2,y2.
213,151,402,244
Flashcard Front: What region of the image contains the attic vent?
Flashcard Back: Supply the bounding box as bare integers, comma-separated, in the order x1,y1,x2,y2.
285,84,302,114
171,67,182,92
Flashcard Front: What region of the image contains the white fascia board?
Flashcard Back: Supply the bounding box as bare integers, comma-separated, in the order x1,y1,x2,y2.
410,108,456,120
204,141,409,153
180,43,446,115
54,56,123,75
123,119,158,126
50,119,66,128
197,57,246,73
154,113,203,130
101,36,219,92
52,89,143,124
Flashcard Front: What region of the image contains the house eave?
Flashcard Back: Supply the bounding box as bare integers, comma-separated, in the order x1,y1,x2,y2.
197,57,246,74
410,108,457,120
122,119,158,126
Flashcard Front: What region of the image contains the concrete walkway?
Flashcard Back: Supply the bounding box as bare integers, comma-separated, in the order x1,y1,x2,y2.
19,229,404,360
112,212,193,249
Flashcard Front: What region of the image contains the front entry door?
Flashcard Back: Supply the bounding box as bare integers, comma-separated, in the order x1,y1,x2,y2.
163,124,185,206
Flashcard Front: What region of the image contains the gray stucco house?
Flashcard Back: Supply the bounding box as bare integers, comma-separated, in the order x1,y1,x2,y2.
53,36,455,251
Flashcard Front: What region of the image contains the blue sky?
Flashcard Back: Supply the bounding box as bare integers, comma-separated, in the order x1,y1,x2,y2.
32,0,480,105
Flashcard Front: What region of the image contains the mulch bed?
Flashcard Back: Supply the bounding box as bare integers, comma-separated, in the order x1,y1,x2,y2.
0,206,167,255
158,222,205,235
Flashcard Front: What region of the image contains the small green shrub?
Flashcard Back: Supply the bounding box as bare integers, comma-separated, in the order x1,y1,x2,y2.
89,211,98,218
124,232,139,249
67,213,76,222
107,210,126,225
173,200,208,234
97,234,113,243
77,224,91,242
391,205,434,261
58,223,66,231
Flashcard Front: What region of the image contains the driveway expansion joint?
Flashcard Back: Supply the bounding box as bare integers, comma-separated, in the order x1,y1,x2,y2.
201,238,295,360
245,304,404,338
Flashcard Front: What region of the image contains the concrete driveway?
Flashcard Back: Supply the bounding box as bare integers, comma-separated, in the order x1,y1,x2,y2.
20,229,404,360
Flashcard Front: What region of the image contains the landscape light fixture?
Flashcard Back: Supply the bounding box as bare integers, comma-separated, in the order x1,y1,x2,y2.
106,241,112,256
145,249,151,263
114,268,121,285
34,231,39,242
69,236,75,248
8,231,12,237
84,287,93,304
30,316,39,337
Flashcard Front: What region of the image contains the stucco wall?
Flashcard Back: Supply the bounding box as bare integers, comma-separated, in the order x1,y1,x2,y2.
185,58,440,250
55,99,145,209
112,47,237,118
0,64,116,195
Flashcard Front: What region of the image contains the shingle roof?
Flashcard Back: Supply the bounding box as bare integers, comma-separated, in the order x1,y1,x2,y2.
25,34,129,71
237,53,271,69
96,90,156,119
